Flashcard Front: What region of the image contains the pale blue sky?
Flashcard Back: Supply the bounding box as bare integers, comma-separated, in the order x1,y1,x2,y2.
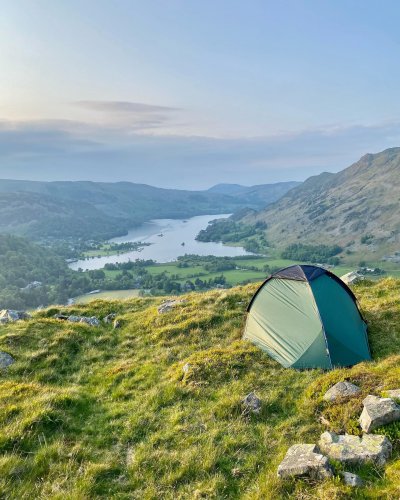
1,0,400,188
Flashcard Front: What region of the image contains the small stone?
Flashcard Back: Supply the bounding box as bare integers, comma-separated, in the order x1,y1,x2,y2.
319,431,392,466
277,444,333,480
359,395,400,433
182,363,191,374
104,313,117,324
323,381,360,402
113,319,121,329
0,351,15,369
341,471,364,487
54,314,69,320
385,389,400,399
241,392,262,414
157,299,185,314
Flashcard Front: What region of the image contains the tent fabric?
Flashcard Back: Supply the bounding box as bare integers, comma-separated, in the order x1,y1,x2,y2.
244,265,371,370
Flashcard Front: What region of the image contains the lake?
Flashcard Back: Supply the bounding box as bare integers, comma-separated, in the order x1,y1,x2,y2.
69,214,252,271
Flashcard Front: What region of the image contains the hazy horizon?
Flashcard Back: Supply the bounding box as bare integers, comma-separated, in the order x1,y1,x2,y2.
1,1,400,188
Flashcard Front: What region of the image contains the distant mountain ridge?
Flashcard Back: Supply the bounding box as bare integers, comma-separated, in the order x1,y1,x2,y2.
0,178,299,241
241,147,400,256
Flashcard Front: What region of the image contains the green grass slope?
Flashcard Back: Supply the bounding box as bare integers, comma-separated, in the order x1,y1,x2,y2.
0,279,399,498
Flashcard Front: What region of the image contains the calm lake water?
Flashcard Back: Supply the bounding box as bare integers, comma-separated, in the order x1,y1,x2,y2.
69,214,251,271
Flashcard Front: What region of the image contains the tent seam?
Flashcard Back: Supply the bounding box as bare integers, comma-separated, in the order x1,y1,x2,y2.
306,281,333,370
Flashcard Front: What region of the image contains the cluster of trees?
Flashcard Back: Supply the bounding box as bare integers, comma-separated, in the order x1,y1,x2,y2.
196,219,266,245
281,243,342,265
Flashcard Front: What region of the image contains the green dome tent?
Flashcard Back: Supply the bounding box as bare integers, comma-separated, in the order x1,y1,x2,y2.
244,265,371,369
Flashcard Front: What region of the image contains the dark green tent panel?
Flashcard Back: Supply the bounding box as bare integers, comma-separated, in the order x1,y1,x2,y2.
244,265,371,369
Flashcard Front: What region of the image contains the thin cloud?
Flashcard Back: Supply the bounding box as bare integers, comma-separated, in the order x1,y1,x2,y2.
74,100,180,114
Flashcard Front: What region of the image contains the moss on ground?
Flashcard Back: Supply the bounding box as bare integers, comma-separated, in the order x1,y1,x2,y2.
0,279,399,498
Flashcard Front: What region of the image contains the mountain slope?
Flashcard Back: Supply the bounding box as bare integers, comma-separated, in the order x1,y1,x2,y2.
0,180,248,240
243,148,400,256
0,279,399,497
208,181,301,207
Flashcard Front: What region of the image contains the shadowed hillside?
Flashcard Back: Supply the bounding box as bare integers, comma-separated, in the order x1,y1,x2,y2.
0,279,399,497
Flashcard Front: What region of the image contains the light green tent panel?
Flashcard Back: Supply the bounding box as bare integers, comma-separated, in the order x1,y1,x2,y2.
310,274,370,367
244,278,330,368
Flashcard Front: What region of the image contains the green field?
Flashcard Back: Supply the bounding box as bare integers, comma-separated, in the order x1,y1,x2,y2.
75,289,140,304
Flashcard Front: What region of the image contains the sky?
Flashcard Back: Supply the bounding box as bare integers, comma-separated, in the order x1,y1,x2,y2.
1,0,400,189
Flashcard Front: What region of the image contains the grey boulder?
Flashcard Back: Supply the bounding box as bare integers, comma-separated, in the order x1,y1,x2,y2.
323,381,360,402
0,351,15,368
277,444,333,480
359,395,400,433
103,313,117,324
80,316,100,327
113,319,122,329
157,299,185,314
319,431,392,466
0,309,31,324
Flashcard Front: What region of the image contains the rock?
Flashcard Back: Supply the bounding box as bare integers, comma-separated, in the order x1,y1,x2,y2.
340,471,364,487
0,309,31,324
323,381,360,402
182,363,191,374
319,431,392,466
79,316,100,327
68,315,82,323
54,314,69,320
385,389,400,399
241,392,262,414
157,299,185,314
277,444,333,480
67,315,100,326
0,351,15,368
104,313,117,324
113,319,121,329
359,395,400,433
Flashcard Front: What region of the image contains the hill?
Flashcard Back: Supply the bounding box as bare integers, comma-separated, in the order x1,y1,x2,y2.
208,181,301,207
0,180,248,241
0,279,399,497
241,148,400,258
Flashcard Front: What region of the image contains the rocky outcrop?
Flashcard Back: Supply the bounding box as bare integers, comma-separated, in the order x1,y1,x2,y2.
319,431,391,466
277,444,333,480
103,313,117,324
0,351,15,368
359,395,400,433
323,381,360,402
0,309,31,324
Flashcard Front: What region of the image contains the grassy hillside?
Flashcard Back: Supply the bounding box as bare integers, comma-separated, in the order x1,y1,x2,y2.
241,148,400,259
0,179,297,241
0,279,399,498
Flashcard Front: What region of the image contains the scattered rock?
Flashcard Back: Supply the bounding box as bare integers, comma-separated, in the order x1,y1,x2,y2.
319,431,392,466
113,319,122,329
323,381,360,402
67,315,100,326
241,392,262,414
103,313,117,324
340,471,364,487
54,314,69,320
0,309,31,324
67,315,82,323
277,444,333,480
0,351,15,368
79,316,101,327
157,299,185,314
359,395,400,433
385,389,400,399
